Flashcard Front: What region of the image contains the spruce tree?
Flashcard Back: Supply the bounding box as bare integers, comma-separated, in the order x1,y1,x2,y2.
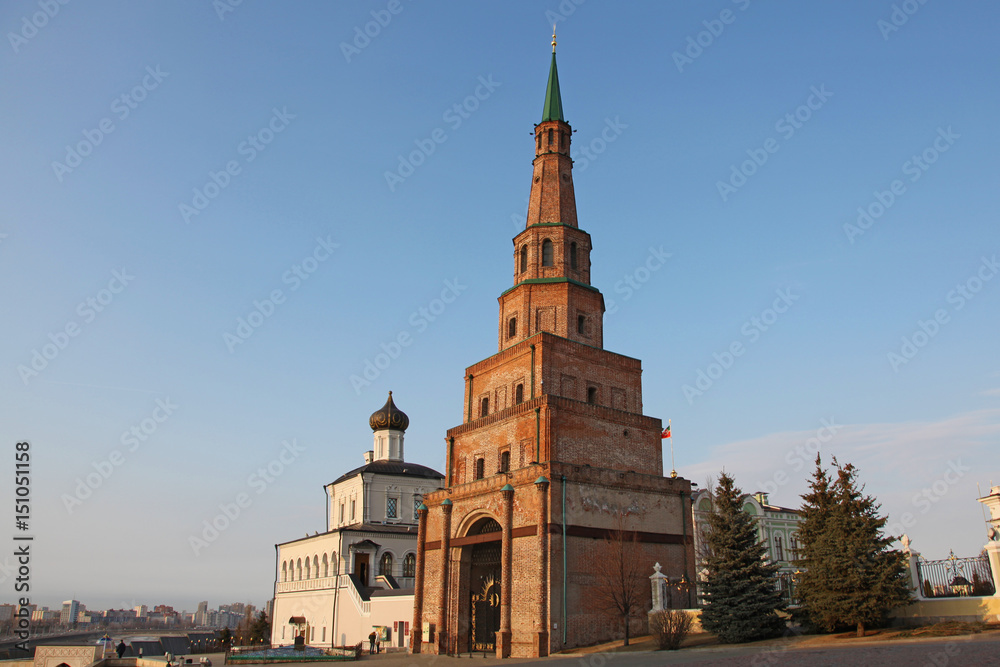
700,473,786,643
796,457,912,636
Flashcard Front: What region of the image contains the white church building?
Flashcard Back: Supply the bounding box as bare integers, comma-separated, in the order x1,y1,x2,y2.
271,393,444,649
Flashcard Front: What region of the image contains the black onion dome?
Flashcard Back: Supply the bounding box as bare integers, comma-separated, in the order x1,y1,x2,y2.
369,391,409,432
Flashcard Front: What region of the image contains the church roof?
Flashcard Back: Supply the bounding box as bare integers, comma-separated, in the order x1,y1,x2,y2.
331,459,443,486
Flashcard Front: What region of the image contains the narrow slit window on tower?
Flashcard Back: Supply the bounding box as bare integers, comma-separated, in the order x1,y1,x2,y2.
587,386,597,405
577,315,586,335
499,450,510,473
481,396,489,417
537,132,541,151
542,239,553,266
515,383,524,404
475,457,485,480
547,128,553,148
520,245,528,273
508,317,517,339
570,242,578,269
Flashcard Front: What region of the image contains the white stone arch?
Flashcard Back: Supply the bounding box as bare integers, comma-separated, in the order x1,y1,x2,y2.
312,554,319,579
296,558,302,581
331,551,338,574
322,553,329,577
304,556,311,579
454,509,501,539
281,560,288,582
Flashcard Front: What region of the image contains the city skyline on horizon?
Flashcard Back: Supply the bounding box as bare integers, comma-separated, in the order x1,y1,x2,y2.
2,2,998,608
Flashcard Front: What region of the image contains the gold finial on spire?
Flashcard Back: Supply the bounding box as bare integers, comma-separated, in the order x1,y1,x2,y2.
551,25,557,53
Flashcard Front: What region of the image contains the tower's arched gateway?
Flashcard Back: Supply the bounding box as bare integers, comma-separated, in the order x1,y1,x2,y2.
410,36,694,659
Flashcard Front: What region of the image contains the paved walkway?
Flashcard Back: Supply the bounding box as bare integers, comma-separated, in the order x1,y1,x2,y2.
343,633,1000,666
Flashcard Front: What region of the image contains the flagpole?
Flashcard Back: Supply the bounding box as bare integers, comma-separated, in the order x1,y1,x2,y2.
669,419,677,478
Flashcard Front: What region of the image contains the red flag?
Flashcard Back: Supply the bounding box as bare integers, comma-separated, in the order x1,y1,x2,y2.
661,424,671,439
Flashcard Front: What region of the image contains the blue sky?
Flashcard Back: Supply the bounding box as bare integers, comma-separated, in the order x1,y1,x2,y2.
1,1,998,611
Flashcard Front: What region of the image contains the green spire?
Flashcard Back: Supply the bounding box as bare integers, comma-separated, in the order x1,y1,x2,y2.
541,38,564,122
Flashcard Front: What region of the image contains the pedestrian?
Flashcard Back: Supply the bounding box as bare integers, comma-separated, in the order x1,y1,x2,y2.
116,641,127,658
376,637,381,654
368,631,376,654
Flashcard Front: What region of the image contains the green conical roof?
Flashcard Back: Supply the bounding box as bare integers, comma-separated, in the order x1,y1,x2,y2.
541,51,564,122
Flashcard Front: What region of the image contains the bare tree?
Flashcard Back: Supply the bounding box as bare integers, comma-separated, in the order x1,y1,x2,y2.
592,513,646,646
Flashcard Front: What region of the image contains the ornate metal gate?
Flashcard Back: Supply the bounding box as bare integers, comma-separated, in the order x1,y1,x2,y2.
469,541,501,652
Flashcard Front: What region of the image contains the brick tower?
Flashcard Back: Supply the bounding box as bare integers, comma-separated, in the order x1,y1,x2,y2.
411,36,694,659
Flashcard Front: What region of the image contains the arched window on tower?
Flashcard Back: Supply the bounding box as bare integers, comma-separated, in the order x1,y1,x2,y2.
508,317,517,339
520,245,528,273
570,242,578,269
281,561,287,583
322,553,329,577
536,132,541,152
313,555,319,579
481,397,489,417
578,315,586,335
499,450,510,473
475,457,485,480
403,553,416,578
587,387,598,405
379,552,393,577
515,383,524,404
547,128,553,148
304,557,311,579
542,239,553,267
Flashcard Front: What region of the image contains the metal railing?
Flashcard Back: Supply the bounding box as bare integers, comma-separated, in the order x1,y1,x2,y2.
917,550,995,598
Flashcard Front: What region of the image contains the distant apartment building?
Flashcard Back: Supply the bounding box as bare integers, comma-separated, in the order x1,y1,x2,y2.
31,608,59,622
135,605,148,617
60,600,81,625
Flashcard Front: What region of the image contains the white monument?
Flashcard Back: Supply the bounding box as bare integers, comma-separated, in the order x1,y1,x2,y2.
976,485,1000,597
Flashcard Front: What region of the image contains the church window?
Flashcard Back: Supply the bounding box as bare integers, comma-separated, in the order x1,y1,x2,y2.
313,555,319,578
339,503,344,524
499,450,510,473
775,536,783,562
387,497,398,519
296,559,302,581
577,315,586,335
515,383,524,404
322,628,326,642
520,245,528,273
587,386,597,405
350,499,356,521
322,554,329,577
536,132,541,151
475,457,485,480
570,242,578,269
542,239,553,266
403,553,416,578
331,551,338,574
281,562,287,582
379,552,393,576
547,128,553,148
414,496,422,518
508,317,517,339
481,397,489,417
305,558,311,579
